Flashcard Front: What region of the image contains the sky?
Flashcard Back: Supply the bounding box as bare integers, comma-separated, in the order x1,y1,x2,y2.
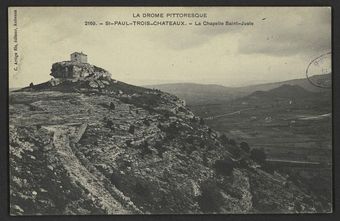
8,7,331,88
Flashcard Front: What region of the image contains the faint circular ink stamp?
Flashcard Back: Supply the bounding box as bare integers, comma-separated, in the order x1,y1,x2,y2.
306,52,331,89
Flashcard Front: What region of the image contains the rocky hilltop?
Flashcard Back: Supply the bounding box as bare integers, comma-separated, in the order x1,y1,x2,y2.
9,60,329,215
49,60,111,87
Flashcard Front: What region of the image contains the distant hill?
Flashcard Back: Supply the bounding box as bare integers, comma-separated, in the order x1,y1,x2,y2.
235,84,331,111
146,83,239,106
237,74,331,96
147,74,331,105
249,84,315,100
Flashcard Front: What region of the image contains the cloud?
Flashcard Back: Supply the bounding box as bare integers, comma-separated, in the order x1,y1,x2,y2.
237,7,331,57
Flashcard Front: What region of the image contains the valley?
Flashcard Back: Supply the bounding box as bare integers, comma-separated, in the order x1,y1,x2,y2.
187,84,332,211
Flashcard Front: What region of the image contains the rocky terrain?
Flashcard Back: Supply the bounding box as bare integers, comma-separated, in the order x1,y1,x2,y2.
9,62,330,215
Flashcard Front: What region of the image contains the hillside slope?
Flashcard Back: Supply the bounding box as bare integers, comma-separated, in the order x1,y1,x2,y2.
9,66,329,214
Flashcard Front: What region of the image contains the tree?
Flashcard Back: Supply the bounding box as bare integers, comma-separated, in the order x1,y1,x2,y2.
240,141,250,152
29,82,34,87
250,148,267,165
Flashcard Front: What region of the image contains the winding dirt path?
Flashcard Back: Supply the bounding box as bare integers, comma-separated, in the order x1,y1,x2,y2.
49,126,133,214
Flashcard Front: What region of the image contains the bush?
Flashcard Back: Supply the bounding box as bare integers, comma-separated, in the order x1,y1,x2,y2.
143,119,150,126
240,141,250,152
250,148,267,165
140,141,152,157
105,120,114,130
109,102,115,110
228,146,241,158
220,134,228,144
197,181,224,213
164,122,179,139
186,136,194,144
125,140,132,147
262,163,275,174
134,180,150,197
154,141,165,158
128,125,135,134
191,117,198,123
228,139,236,146
110,171,122,189
200,118,205,125
213,159,234,176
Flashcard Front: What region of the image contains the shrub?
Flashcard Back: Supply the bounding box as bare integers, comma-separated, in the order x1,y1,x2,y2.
178,106,186,112
110,171,122,189
250,148,267,165
238,158,249,168
134,180,150,197
128,125,135,134
164,112,170,119
157,123,163,131
213,159,234,176
197,181,224,213
191,117,198,123
220,134,228,145
186,136,194,144
200,118,205,125
143,119,150,126
228,146,241,158
228,139,236,146
125,140,132,147
105,120,113,130
140,141,152,157
154,141,167,158
240,141,250,152
109,102,115,110
164,122,179,138
262,163,275,174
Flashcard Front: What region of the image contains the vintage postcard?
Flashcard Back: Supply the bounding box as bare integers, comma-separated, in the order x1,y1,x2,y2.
8,7,332,215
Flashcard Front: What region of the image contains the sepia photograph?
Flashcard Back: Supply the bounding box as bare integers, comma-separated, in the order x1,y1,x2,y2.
8,7,332,215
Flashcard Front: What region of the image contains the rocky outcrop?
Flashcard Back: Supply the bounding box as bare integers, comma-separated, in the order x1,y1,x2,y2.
50,61,111,81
